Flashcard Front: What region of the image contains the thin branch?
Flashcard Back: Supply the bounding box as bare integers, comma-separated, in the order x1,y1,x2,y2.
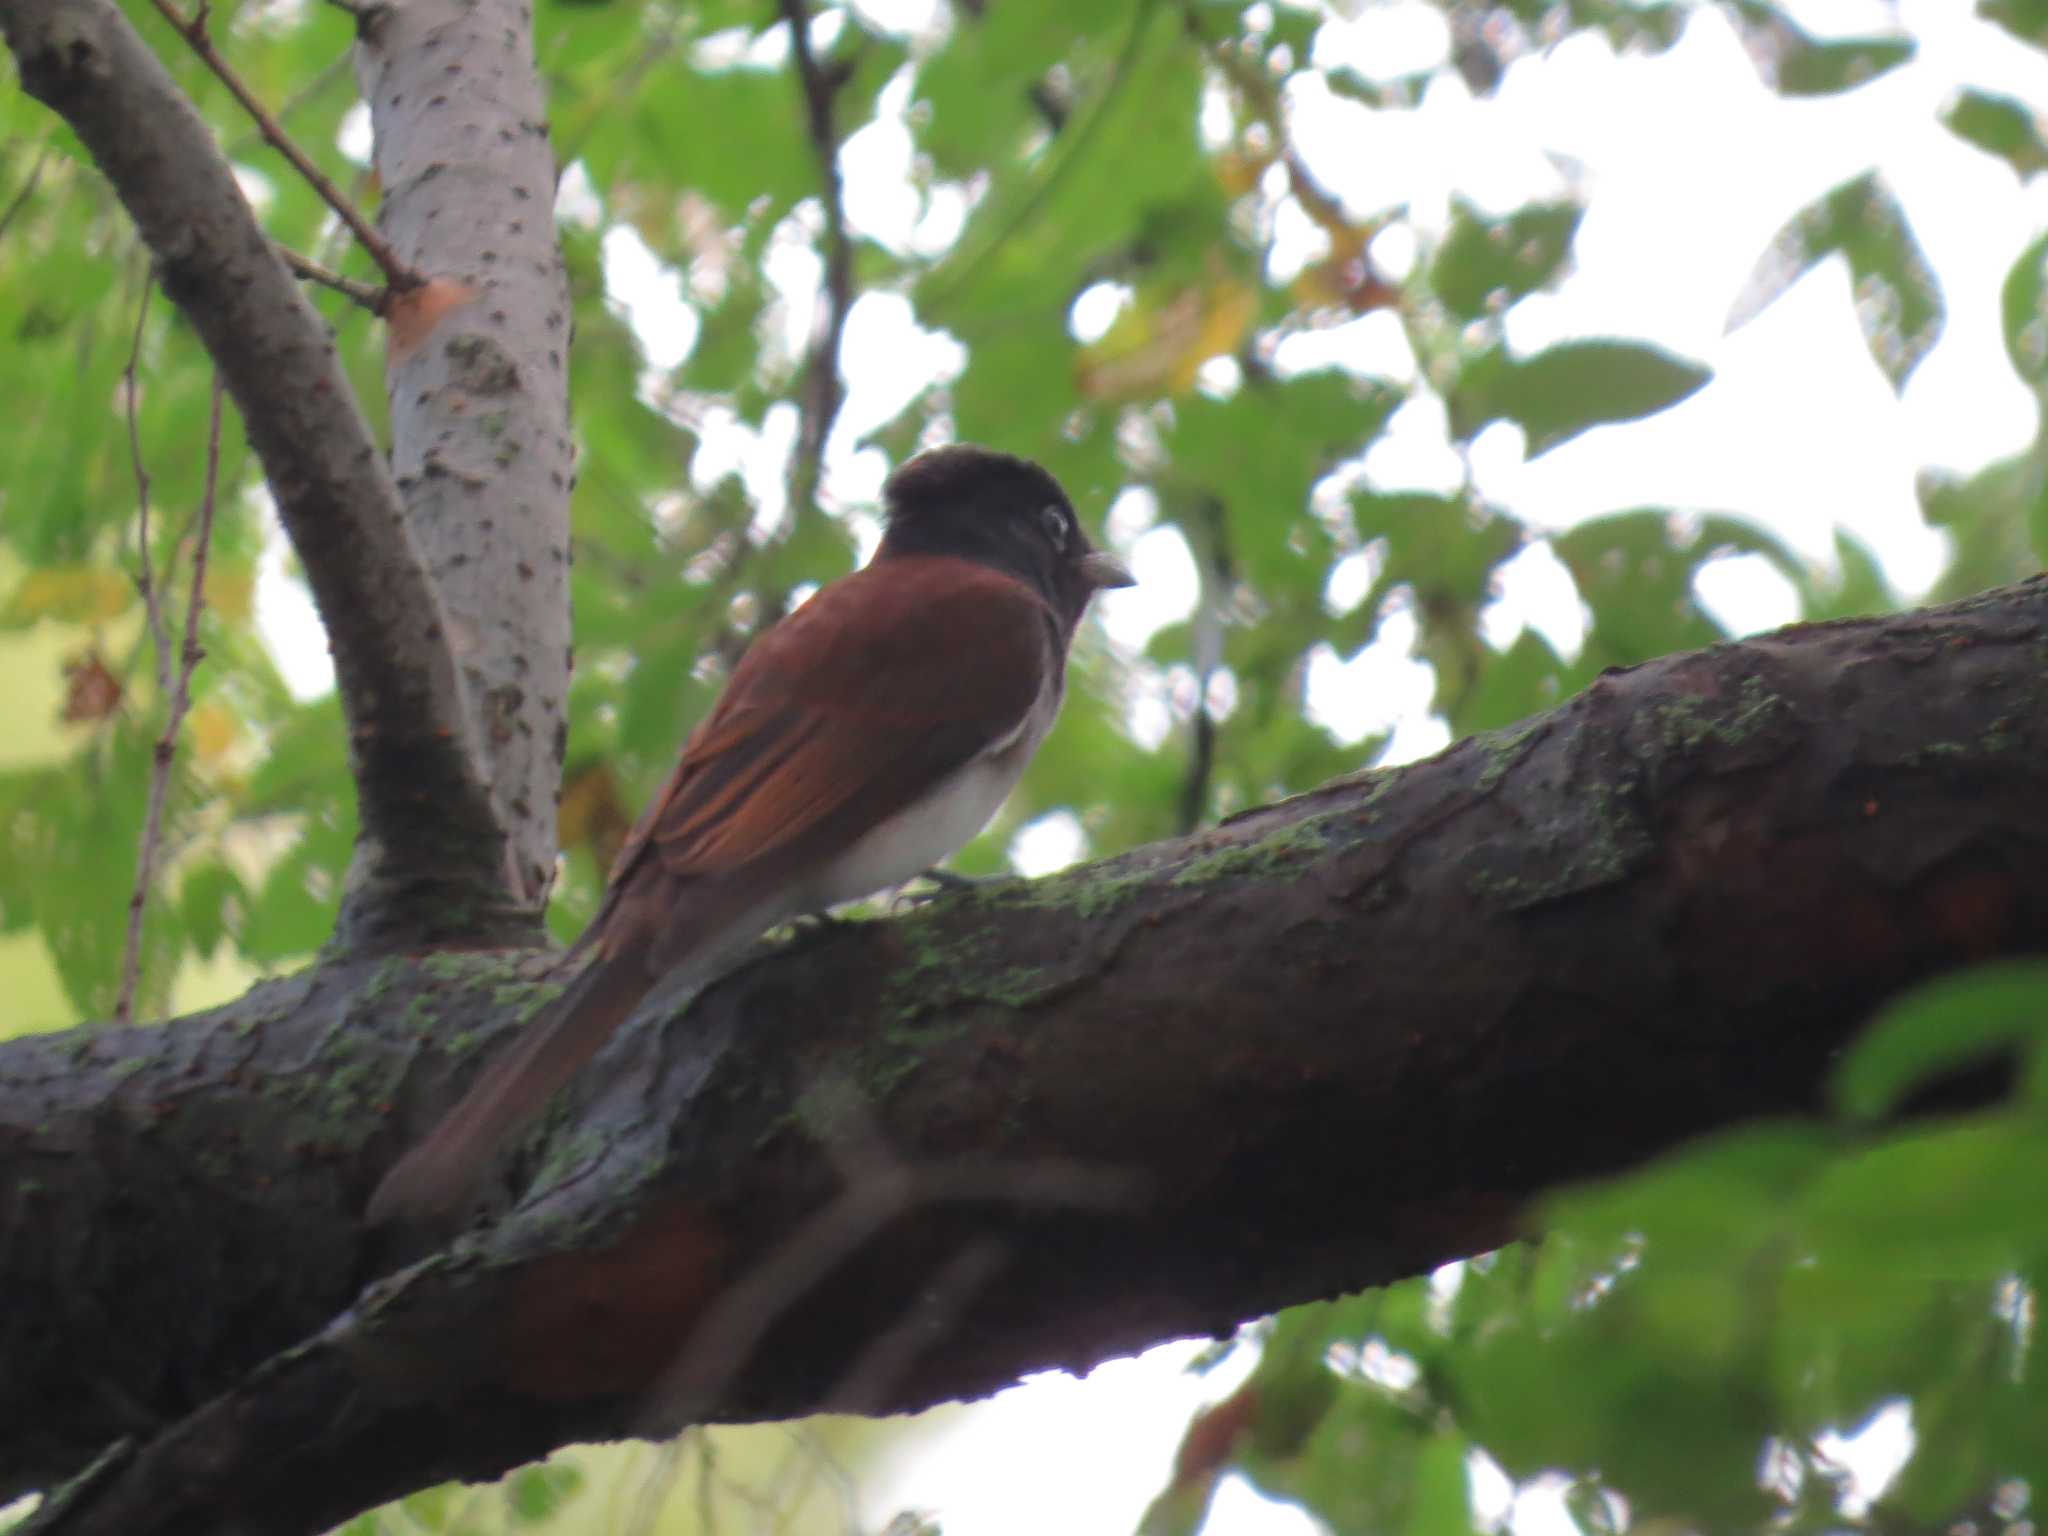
1178,498,1231,833
778,0,854,522
222,51,352,159
122,278,170,690
116,375,223,1024
0,141,51,242
276,245,386,312
7,0,518,944
143,0,418,292
1177,0,1357,246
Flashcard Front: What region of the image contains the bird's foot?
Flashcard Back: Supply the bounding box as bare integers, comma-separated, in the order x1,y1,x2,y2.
792,907,851,933
894,867,1002,910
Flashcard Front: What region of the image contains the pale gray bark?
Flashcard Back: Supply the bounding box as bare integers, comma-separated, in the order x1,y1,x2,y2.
0,0,538,947
356,0,576,907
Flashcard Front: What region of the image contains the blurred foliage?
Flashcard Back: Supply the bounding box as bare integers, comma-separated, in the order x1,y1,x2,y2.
4,0,2048,1530
1147,962,2048,1536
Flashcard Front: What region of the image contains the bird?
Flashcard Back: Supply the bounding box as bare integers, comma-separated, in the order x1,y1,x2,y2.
367,444,1135,1229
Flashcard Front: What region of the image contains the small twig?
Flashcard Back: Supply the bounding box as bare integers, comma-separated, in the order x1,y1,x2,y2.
1179,498,1230,833
116,375,225,1024
276,245,387,312
123,279,170,686
778,0,855,521
1179,0,1350,238
0,143,53,244
144,0,420,292
223,53,354,159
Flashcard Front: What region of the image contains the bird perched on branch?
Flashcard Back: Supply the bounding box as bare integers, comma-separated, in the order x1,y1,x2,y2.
368,444,1134,1229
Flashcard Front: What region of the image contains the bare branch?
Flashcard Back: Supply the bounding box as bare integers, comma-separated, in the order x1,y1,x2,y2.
116,376,224,1024
275,244,384,312
2,0,527,945
143,0,418,291
779,0,854,518
1178,498,1231,834
120,277,169,694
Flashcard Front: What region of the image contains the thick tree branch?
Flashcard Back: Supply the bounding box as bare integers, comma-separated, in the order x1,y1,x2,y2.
353,0,576,909
7,578,2048,1533
0,0,527,949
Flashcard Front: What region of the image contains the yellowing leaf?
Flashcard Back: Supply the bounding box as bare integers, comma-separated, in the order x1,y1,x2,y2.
204,560,255,624
558,760,631,874
7,566,134,625
1076,272,1259,402
188,698,240,768
1214,146,1271,198
1169,280,1259,394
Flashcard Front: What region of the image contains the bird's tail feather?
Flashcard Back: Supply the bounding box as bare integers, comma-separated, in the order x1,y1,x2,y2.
366,952,650,1231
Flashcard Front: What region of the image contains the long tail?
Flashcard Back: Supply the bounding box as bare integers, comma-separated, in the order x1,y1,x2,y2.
366,950,651,1231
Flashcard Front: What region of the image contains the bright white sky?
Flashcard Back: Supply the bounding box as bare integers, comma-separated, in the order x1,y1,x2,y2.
259,0,2040,1529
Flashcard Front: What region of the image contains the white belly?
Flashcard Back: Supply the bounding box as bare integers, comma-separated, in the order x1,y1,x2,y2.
803,666,1060,910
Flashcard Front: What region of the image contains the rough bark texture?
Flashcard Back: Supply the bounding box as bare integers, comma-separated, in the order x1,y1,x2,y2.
0,0,542,950
6,578,2048,1536
357,0,575,908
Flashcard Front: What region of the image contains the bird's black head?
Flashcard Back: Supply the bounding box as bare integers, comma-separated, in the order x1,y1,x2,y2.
879,444,1134,629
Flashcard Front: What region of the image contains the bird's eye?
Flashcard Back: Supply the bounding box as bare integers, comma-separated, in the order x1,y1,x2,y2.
1039,505,1069,551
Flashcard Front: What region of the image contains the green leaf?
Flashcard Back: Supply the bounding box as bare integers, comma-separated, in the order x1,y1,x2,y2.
1728,2,1914,96
1917,453,2047,603
1832,961,2048,1120
1550,509,1724,663
1541,1123,1836,1265
1455,629,1564,735
1727,171,1943,391
505,1461,584,1524
239,802,353,964
1574,0,1684,52
1981,0,2048,50
579,58,812,222
178,861,247,959
1942,87,2048,178
1168,373,1402,582
1339,492,1520,652
911,0,1115,179
400,1483,457,1531
2001,230,2048,384
1429,198,1583,320
1403,1430,1476,1536
1450,340,1710,456
1275,1384,1431,1533
687,271,767,393
246,696,349,811
1804,529,1895,621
